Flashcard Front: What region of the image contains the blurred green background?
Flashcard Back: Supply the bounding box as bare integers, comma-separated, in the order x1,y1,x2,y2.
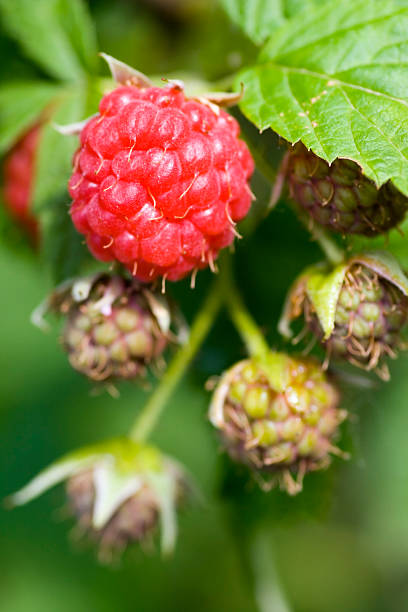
1,1,408,611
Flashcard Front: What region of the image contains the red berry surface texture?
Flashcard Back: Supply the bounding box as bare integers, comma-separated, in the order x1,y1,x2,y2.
69,84,255,282
3,125,40,240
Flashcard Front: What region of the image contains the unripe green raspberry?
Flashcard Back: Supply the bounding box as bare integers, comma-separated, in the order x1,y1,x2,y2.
287,143,408,236
305,264,408,376
61,275,169,381
209,354,346,495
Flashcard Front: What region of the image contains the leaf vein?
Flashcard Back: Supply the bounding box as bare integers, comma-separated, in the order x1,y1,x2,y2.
267,6,408,62
339,86,408,169
274,65,408,109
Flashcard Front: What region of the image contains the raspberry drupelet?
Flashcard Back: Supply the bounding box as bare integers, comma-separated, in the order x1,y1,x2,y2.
68,84,254,283
3,126,40,241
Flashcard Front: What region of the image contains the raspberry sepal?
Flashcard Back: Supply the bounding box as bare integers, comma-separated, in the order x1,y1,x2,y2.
8,438,186,556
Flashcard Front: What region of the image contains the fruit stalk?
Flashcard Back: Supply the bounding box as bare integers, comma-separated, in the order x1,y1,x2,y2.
129,278,222,441
220,255,270,359
296,207,345,266
250,526,292,612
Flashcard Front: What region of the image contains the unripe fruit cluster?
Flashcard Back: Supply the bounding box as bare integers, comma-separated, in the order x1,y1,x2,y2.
306,264,408,372
62,276,168,381
210,355,345,493
287,143,408,236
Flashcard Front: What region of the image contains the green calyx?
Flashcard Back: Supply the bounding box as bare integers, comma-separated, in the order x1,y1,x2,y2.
254,351,293,393
7,437,185,556
7,438,164,508
279,251,408,378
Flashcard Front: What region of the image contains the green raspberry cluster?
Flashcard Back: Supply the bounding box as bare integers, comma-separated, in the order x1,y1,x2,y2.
210,354,346,494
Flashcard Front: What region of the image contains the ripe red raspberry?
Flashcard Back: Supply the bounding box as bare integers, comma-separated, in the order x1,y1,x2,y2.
69,84,254,282
3,126,40,241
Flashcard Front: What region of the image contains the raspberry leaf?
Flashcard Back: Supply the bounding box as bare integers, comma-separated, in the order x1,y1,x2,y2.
56,0,97,75
33,88,86,214
33,87,90,279
0,0,97,80
0,81,60,154
237,0,408,195
42,192,89,283
351,250,408,296
221,0,330,45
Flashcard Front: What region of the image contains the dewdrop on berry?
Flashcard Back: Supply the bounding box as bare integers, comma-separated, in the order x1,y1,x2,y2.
279,251,408,380
209,352,347,494
66,54,254,284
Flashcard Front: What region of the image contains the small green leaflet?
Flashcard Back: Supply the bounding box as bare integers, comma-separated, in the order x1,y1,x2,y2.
0,82,61,154
0,0,97,80
221,0,284,44
56,0,98,75
33,87,89,281
306,264,348,339
351,250,408,296
237,0,408,196
41,194,89,284
33,88,86,214
221,0,330,45
352,216,408,269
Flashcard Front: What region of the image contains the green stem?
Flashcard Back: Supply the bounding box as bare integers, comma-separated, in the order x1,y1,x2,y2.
250,526,292,612
129,279,222,442
311,224,345,266
296,208,345,266
220,256,269,359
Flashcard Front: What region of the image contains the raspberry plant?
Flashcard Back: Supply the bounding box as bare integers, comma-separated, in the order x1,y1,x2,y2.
3,0,408,609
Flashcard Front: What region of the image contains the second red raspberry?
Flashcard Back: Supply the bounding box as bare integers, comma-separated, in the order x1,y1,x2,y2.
3,125,40,242
69,84,254,282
